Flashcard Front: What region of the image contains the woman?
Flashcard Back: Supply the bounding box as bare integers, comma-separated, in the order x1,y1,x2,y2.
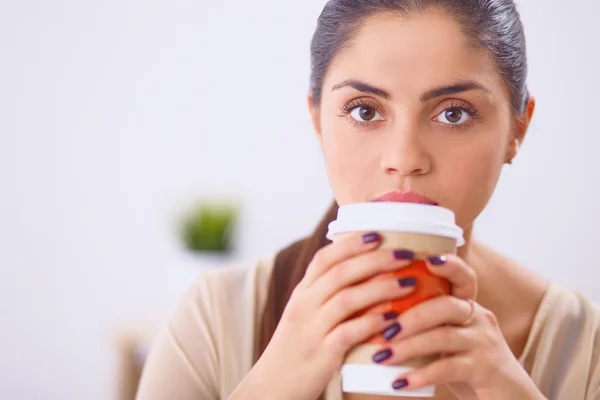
136,1,600,399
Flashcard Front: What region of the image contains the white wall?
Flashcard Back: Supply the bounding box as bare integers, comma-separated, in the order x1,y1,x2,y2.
1,0,598,399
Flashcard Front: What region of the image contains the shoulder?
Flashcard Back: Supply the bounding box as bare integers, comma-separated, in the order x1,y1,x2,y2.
181,254,277,316
531,283,600,349
541,284,600,340
523,283,600,397
189,254,276,290
161,254,278,396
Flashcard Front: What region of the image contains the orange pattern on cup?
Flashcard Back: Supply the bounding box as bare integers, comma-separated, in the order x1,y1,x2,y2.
360,259,450,346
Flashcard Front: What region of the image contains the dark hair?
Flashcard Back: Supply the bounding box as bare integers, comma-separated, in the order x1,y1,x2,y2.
310,0,529,114
255,1,529,398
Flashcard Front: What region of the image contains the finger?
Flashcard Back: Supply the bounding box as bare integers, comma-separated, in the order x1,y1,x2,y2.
324,313,399,357
426,253,477,300
375,326,473,366
310,248,413,304
302,232,382,287
318,276,417,333
390,355,474,392
387,296,474,341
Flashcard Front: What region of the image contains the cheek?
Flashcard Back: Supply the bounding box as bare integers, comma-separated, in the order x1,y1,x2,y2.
321,118,379,204
444,137,505,228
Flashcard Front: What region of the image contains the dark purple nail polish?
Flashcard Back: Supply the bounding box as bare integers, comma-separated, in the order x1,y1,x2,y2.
372,348,393,363
383,322,402,340
383,311,398,321
392,379,409,390
398,277,417,287
362,232,381,244
428,255,447,266
393,249,415,260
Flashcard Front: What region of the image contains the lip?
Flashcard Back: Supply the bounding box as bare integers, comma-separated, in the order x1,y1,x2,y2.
373,190,439,205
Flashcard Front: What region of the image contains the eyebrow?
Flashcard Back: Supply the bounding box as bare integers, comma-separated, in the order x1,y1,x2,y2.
331,79,391,99
419,81,489,102
331,79,489,102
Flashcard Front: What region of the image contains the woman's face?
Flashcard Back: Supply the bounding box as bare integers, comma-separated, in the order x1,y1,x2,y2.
310,10,533,230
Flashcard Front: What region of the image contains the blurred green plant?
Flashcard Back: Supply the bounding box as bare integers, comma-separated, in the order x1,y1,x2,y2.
179,200,239,253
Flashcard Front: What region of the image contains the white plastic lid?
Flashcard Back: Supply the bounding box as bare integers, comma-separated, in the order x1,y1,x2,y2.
327,202,465,246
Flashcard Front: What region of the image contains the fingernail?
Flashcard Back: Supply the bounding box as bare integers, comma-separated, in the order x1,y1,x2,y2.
382,322,402,340
372,348,393,363
398,277,417,287
393,249,415,260
383,311,398,321
362,232,381,244
392,379,409,390
428,255,447,266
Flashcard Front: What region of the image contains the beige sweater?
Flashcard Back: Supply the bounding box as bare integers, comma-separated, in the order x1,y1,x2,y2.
136,255,600,400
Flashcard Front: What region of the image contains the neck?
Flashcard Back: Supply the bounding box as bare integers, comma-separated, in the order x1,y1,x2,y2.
454,224,508,325
455,224,548,322
456,224,474,263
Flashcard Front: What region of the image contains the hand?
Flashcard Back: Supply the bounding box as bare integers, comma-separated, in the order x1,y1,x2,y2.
233,232,417,400
371,254,545,400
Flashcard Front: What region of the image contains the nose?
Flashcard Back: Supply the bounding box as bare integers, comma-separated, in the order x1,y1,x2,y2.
380,123,431,176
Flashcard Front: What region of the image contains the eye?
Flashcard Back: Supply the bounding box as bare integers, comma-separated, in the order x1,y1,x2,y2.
350,105,384,123
435,107,471,125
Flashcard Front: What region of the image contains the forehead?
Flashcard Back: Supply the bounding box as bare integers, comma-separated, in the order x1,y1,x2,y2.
323,10,505,100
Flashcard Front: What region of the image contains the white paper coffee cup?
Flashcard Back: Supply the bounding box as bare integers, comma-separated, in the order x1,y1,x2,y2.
327,202,464,397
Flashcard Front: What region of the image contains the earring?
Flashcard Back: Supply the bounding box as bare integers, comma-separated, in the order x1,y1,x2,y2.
506,159,513,165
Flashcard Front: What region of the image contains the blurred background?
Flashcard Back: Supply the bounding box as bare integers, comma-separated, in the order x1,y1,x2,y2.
1,0,599,399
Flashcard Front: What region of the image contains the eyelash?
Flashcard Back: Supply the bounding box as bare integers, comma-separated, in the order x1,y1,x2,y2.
337,98,383,128
439,100,482,131
338,98,482,130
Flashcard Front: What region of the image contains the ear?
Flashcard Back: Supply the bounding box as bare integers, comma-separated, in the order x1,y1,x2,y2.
308,93,323,149
506,96,535,164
